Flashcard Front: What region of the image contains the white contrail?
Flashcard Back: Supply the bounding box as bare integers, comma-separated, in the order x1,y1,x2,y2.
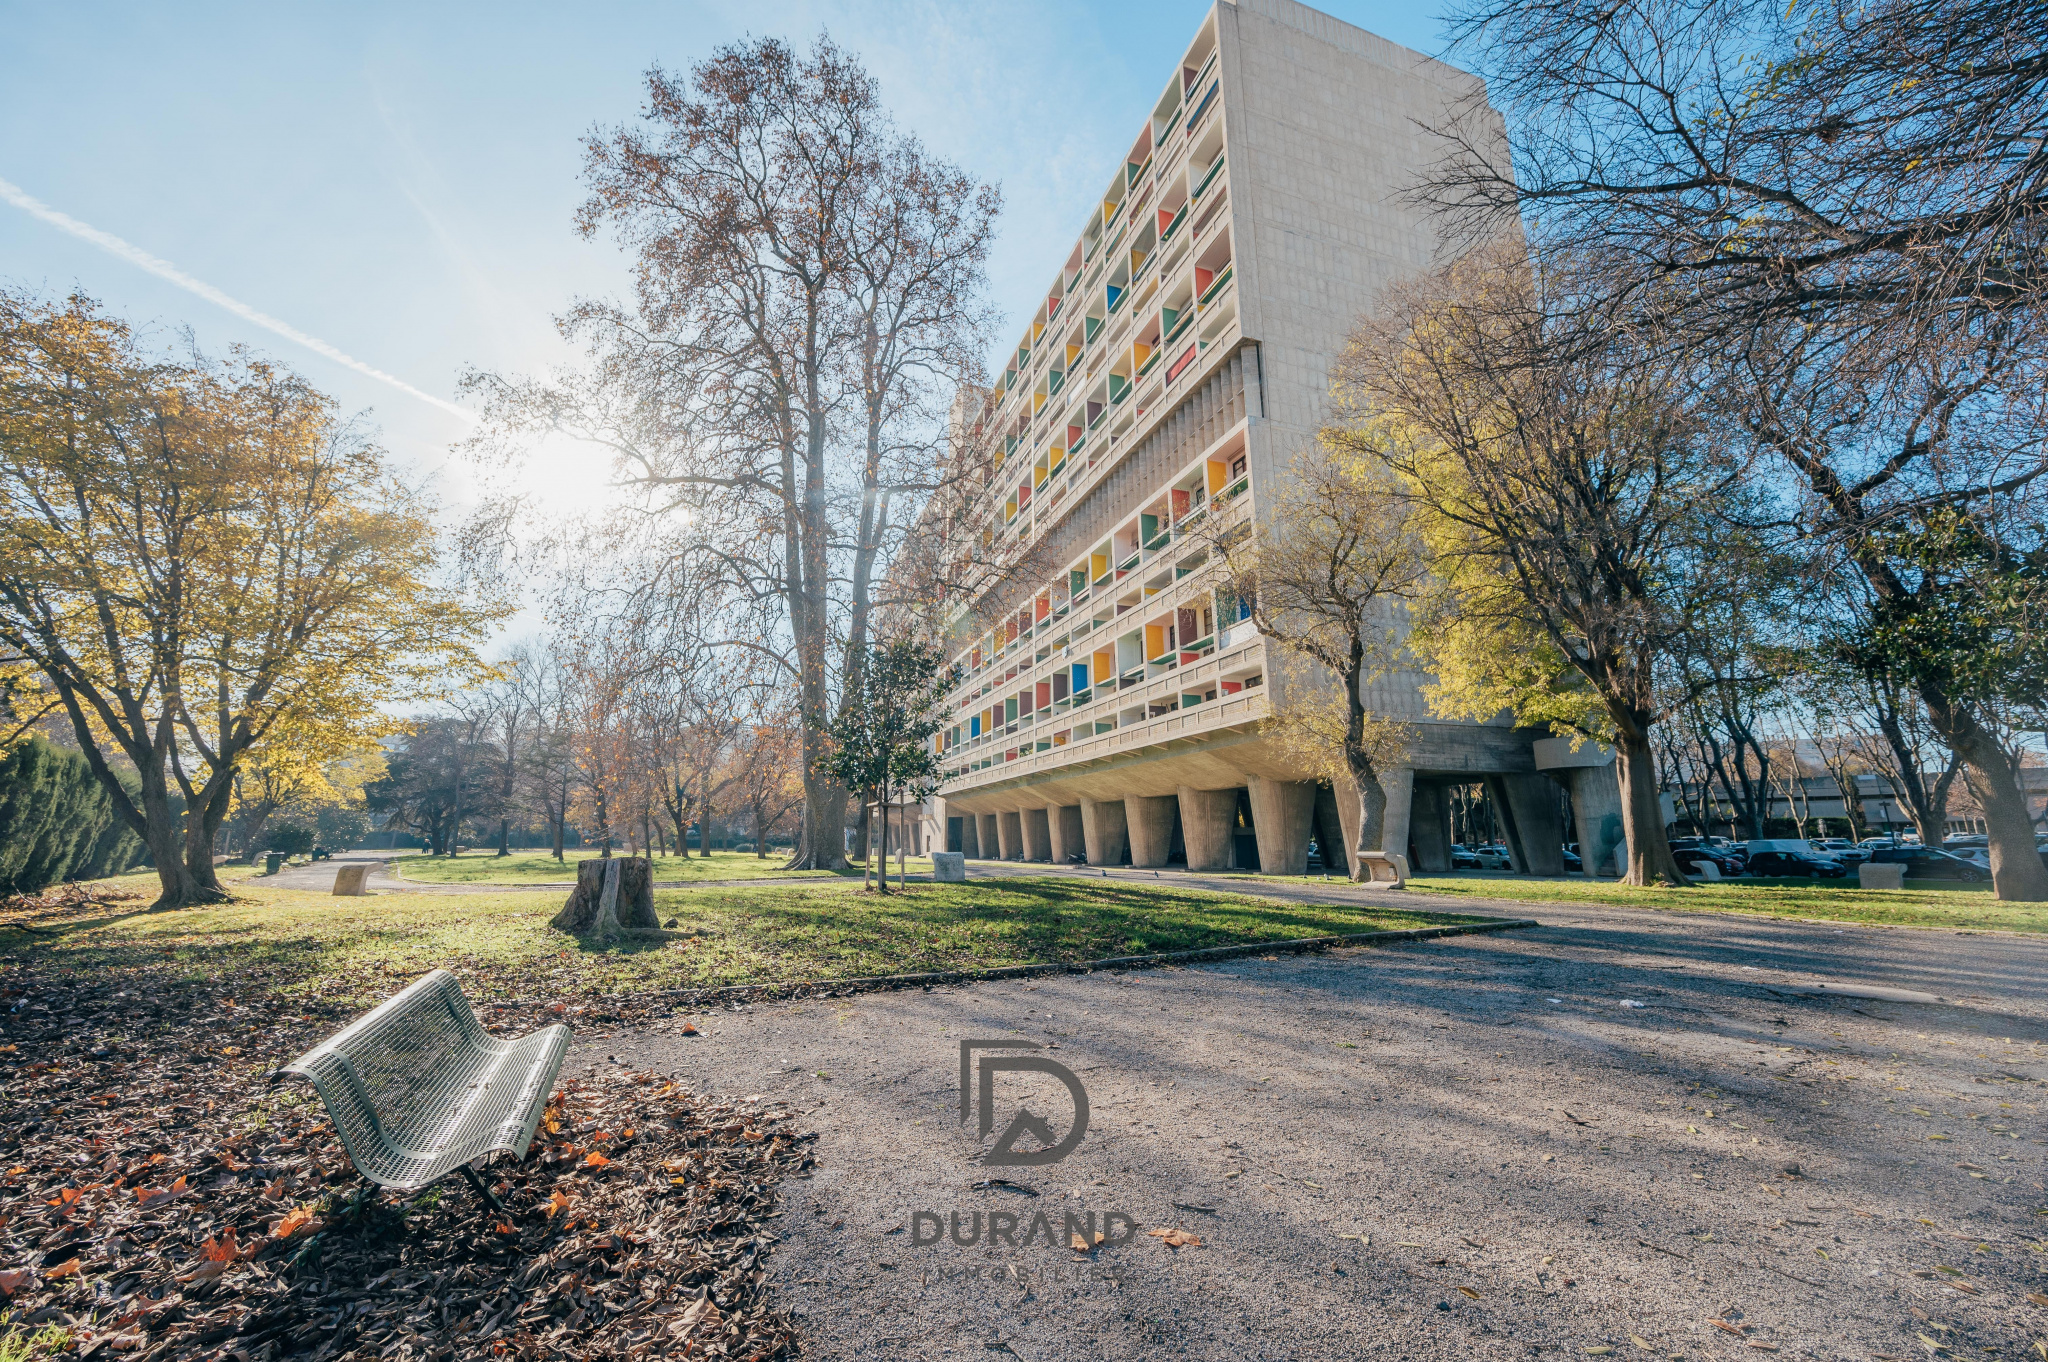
0,174,475,425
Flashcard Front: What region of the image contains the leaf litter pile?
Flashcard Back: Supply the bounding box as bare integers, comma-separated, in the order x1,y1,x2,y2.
0,951,815,1361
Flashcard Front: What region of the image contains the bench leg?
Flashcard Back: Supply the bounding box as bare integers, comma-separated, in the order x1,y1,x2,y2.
459,1163,504,1212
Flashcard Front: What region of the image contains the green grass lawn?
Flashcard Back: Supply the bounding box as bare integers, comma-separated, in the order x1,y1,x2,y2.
0,877,1476,1008
387,849,921,884
1387,872,2047,934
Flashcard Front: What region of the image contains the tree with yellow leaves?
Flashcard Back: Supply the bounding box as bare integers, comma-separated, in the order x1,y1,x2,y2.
0,288,500,907
1332,240,1741,887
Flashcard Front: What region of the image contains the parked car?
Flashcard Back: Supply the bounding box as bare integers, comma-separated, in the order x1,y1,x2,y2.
1865,845,1988,883
1672,835,1747,873
1743,839,1852,878
1450,843,1480,870
1812,838,1871,865
1470,844,1513,870
1561,845,1583,873
1671,844,1742,877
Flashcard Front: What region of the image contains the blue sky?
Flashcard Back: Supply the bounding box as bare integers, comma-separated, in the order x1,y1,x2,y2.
0,0,1455,515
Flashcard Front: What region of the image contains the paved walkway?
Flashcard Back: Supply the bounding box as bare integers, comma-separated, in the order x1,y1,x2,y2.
588,894,2048,1362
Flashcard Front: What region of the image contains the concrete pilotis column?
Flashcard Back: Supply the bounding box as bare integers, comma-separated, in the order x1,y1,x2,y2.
1410,783,1452,872
1126,795,1178,868
1495,773,1566,875
1047,806,1084,864
1312,783,1349,876
1080,798,1129,866
1022,808,1053,862
958,814,980,859
1246,775,1317,876
977,814,1001,861
998,811,1025,861
1568,766,1626,878
1176,786,1239,872
1379,766,1415,859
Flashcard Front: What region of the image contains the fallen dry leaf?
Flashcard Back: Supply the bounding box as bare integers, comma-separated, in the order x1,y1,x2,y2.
1149,1227,1201,1248
44,1258,81,1280
1457,1285,1482,1299
1711,1319,1749,1336
2026,1291,2048,1307
199,1227,241,1263
270,1204,315,1240
583,1150,612,1168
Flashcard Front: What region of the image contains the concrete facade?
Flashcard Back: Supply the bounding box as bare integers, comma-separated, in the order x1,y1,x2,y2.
920,0,1624,877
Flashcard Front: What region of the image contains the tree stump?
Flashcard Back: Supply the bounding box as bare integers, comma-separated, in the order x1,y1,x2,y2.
551,857,659,940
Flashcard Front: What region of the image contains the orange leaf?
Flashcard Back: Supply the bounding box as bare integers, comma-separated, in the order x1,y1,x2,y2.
1149,1227,1201,1248
1711,1320,1749,1336
583,1151,611,1168
621,1128,636,1140
136,1175,188,1209
494,1222,517,1236
200,1227,241,1262
45,1258,81,1280
272,1205,317,1240
50,1187,83,1207
545,1190,574,1217
593,1130,611,1143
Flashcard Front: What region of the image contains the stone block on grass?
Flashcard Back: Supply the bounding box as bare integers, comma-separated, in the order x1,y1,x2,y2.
1859,861,1906,890
932,851,966,883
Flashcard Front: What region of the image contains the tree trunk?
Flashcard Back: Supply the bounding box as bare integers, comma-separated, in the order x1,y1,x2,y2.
498,817,511,857
786,767,847,871
1615,730,1691,887
138,774,217,909
1342,659,1387,882
1930,710,2048,901
185,775,233,895
874,800,889,894
551,812,565,861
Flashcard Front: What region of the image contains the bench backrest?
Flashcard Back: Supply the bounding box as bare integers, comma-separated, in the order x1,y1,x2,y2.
279,969,504,1164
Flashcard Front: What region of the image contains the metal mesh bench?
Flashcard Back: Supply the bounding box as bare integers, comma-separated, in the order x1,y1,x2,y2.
274,969,571,1207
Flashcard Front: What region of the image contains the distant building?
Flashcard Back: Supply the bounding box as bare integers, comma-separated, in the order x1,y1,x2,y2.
1662,769,2048,839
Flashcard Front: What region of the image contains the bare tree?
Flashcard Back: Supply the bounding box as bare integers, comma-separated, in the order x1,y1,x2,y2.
464,36,999,872
1429,0,2048,897
1338,239,1743,886
1212,447,1426,875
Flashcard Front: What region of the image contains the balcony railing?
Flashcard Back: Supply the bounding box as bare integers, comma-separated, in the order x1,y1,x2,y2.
1193,154,1226,201
1199,264,1234,307
1159,201,1189,245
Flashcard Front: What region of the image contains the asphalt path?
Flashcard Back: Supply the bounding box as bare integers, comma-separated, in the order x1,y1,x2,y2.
576,889,2048,1362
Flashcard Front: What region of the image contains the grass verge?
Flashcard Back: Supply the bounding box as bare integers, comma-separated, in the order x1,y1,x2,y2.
387,849,935,884
1386,873,2045,934
390,849,830,883
1,876,1480,1009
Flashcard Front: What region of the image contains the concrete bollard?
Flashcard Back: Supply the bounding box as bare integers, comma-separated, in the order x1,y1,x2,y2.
1859,861,1906,890
1694,859,1721,881
332,864,371,896
931,852,967,883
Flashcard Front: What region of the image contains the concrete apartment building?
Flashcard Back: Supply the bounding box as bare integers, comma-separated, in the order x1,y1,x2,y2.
920,0,1628,877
